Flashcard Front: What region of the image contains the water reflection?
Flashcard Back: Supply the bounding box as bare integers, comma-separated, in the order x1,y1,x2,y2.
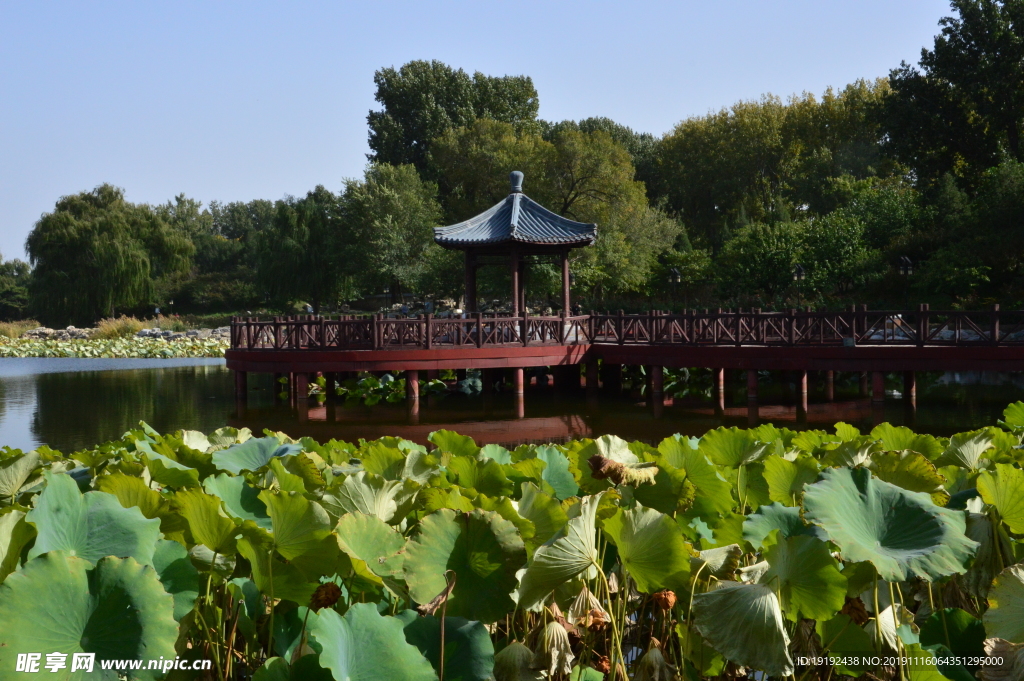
0,359,1022,452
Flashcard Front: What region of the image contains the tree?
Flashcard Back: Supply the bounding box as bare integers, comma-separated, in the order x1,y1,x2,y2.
715,222,803,302
799,212,871,298
880,0,1024,184
339,164,443,300
430,119,680,299
656,82,891,249
367,60,539,171
253,187,343,313
0,255,30,321
26,184,193,326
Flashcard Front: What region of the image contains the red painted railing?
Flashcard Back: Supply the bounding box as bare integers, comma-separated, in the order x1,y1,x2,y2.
230,305,1024,350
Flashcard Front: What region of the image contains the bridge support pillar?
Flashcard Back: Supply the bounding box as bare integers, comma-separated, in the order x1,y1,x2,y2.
407,397,420,424
872,372,886,404
860,372,869,398
273,373,284,401
714,368,725,415
295,373,309,403
797,370,808,421
324,372,337,402
903,371,916,409
649,366,664,403
512,367,525,396
586,360,599,394
456,369,467,383
427,369,439,381
824,371,834,402
601,363,622,393
406,370,420,400
746,370,758,403
234,371,247,415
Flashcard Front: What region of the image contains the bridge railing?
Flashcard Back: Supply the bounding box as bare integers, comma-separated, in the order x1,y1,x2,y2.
230,313,593,350
231,306,1024,350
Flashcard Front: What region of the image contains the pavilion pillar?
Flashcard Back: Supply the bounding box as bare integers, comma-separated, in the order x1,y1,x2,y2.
518,261,527,314
510,249,520,316
561,249,571,314
713,368,725,415
464,252,478,312
824,370,834,402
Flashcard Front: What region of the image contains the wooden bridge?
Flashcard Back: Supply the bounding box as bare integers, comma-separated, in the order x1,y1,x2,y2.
226,305,1024,417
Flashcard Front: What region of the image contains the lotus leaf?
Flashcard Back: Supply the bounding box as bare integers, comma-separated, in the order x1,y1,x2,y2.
0,552,177,680
920,608,985,658
762,454,818,505
935,429,997,469
964,509,1016,597
602,505,692,593
690,544,741,580
429,429,480,457
533,445,579,500
335,512,405,579
984,565,1024,643
204,473,272,530
175,487,239,555
259,490,331,560
632,456,695,515
212,437,302,474
977,463,1024,533
517,493,604,610
269,458,305,492
311,602,437,681
331,471,416,523
816,613,873,676
517,482,568,552
802,467,978,581
870,423,944,459
691,582,794,677
404,508,525,623
870,450,949,504
741,502,811,549
493,640,541,681
447,456,515,497
762,533,847,622
0,450,39,503
396,610,496,681
698,427,769,467
479,443,513,464
236,532,318,604
152,538,200,620
0,507,33,583
26,471,160,566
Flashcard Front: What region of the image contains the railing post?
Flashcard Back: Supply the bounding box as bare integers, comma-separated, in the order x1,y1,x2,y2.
788,309,797,345
917,303,928,347
373,314,381,350
992,303,1001,346
424,313,432,350
735,308,743,347
848,305,857,340
714,308,722,344
859,304,868,343
522,312,529,347
617,310,625,345
476,312,484,348
274,316,282,349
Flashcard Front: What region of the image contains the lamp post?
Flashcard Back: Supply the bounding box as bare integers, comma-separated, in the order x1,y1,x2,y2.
669,267,682,309
792,264,805,302
898,256,913,309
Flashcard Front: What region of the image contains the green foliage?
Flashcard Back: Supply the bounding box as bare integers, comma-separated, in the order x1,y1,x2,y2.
3,407,1023,678
26,184,194,327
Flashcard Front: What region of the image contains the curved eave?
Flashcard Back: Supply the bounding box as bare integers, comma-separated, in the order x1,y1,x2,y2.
433,193,597,249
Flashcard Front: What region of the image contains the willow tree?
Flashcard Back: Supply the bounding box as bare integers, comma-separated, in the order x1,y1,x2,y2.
26,184,193,327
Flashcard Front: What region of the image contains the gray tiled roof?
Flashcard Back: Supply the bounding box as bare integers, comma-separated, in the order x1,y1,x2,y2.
434,192,597,247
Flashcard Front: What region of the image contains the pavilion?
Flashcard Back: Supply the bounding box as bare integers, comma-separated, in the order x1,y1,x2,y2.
433,171,597,315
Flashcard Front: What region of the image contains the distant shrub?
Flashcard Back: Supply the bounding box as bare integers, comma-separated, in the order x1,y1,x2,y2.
93,315,146,339
0,320,39,338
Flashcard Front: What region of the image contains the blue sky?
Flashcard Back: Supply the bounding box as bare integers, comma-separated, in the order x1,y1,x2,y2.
0,0,950,261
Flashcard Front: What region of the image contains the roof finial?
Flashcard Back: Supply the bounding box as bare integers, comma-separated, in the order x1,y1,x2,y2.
510,171,524,193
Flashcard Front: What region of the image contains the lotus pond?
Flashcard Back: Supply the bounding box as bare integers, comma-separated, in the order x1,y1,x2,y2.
0,405,1023,680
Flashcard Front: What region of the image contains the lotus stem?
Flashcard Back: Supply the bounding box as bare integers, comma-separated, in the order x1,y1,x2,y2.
888,581,906,681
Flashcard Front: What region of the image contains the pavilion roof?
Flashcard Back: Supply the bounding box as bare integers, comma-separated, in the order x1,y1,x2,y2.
433,172,597,249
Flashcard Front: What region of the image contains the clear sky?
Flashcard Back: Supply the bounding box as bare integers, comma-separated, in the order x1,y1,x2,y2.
0,0,951,261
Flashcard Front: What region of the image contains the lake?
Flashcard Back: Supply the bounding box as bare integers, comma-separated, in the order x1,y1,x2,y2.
1,358,1021,452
